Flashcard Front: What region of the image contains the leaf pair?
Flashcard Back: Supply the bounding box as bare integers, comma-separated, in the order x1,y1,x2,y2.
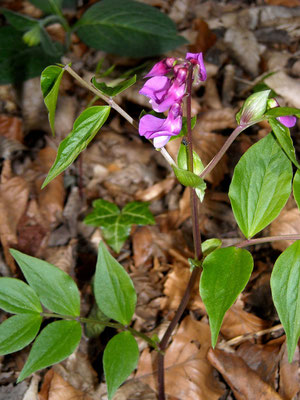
84,200,155,253
0,249,81,382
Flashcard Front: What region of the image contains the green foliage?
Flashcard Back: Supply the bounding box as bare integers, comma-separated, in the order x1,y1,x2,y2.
293,170,300,210
84,199,155,253
74,0,186,58
85,303,110,339
200,247,253,347
0,26,63,84
103,331,139,400
94,242,137,325
18,320,82,382
173,166,206,201
10,249,80,317
92,75,137,97
265,107,300,119
42,106,110,188
229,133,292,238
0,314,42,356
28,0,63,15
201,238,222,256
270,241,300,362
41,65,65,135
268,118,300,169
0,278,42,314
1,9,38,31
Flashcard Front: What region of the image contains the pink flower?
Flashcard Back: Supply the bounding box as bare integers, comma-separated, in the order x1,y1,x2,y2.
185,52,207,81
145,58,175,78
139,76,186,113
268,98,297,128
139,102,182,148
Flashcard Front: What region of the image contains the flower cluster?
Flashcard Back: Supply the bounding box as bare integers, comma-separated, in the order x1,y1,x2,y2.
139,53,207,148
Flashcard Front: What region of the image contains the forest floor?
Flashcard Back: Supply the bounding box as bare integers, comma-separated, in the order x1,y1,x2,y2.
0,0,299,399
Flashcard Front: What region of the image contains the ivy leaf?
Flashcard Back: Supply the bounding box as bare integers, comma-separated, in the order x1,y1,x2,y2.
0,277,42,314
42,106,110,188
293,170,300,210
270,241,300,362
104,332,139,400
200,247,253,347
41,65,65,135
0,314,42,356
10,249,80,317
94,241,137,325
74,0,186,58
268,118,300,169
264,106,300,118
84,199,155,253
229,133,292,238
92,75,136,97
18,320,82,382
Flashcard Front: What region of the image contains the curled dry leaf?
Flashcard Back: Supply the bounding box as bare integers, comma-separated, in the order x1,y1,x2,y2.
270,208,300,251
136,316,225,400
135,177,176,202
39,369,93,400
208,348,283,400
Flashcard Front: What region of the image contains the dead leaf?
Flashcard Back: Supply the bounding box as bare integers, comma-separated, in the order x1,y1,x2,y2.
135,177,176,202
208,348,283,400
270,208,300,251
189,19,217,54
265,71,300,108
113,380,157,400
39,369,93,400
0,115,23,142
195,108,236,132
278,341,300,399
136,316,225,400
265,0,300,6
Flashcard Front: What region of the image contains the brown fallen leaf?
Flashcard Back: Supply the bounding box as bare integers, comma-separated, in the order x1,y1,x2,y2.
39,369,93,400
0,115,23,142
270,208,300,251
113,380,157,400
208,348,283,400
136,316,225,400
278,341,300,399
189,19,217,54
135,177,176,202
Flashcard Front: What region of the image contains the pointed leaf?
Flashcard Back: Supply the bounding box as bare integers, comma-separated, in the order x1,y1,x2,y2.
265,106,300,118
74,0,186,58
269,118,300,169
270,241,300,362
94,242,137,325
229,133,293,238
104,332,139,400
2,9,37,32
18,320,82,382
84,199,120,227
120,202,155,226
42,106,110,188
0,277,42,314
41,65,65,135
200,247,253,347
0,314,42,355
10,249,80,317
101,221,131,253
293,170,300,210
92,75,136,97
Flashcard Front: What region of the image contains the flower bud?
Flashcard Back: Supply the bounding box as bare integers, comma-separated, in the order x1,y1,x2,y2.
237,90,270,126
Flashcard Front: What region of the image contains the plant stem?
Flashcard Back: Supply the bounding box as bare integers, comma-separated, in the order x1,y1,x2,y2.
157,66,203,400
232,234,300,248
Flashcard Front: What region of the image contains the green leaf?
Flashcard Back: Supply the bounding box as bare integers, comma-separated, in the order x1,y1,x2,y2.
92,75,136,97
268,118,300,169
229,133,293,238
84,200,155,253
264,106,300,118
200,247,253,347
94,241,137,325
85,303,110,338
270,241,300,362
0,26,63,84
120,202,155,226
0,314,42,356
293,170,300,210
28,0,63,15
173,166,206,201
42,106,110,188
22,24,41,47
2,9,38,32
0,277,42,314
10,249,80,317
201,238,222,256
41,65,65,135
104,331,139,400
18,320,82,382
74,0,186,58
177,143,204,174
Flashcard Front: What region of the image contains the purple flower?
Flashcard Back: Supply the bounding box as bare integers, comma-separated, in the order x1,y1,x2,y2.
139,102,182,148
186,52,207,81
139,76,186,113
268,98,297,128
145,58,175,78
